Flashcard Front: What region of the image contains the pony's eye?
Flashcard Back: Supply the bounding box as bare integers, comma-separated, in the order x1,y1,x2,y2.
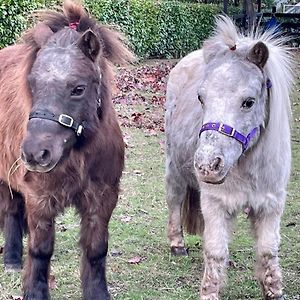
242,97,255,109
198,94,204,106
71,85,86,97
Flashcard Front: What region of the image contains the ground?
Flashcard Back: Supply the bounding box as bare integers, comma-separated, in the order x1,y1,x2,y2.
0,53,299,300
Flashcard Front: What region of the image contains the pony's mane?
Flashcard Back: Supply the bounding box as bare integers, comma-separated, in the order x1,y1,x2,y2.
21,0,134,65
203,16,295,156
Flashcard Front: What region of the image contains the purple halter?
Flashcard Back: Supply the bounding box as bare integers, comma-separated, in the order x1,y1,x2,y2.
199,78,272,152
199,122,258,152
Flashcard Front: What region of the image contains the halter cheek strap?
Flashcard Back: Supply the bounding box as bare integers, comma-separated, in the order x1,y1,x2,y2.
29,111,84,136
199,122,258,152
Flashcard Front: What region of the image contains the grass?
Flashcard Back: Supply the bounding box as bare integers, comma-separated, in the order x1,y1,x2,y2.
0,57,300,300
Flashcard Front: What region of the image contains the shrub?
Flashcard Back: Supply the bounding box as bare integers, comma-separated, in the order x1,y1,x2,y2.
0,0,220,58
85,0,220,58
85,0,160,58
0,0,58,48
0,1,37,48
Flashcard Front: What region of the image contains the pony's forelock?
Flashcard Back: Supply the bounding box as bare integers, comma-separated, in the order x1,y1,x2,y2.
214,15,239,49
22,0,134,65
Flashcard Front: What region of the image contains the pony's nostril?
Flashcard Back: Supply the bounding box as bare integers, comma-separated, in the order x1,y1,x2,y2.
21,150,33,164
195,162,210,176
36,149,51,166
21,151,26,162
211,156,224,173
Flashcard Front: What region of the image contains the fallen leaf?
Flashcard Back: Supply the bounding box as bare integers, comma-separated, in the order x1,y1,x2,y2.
58,225,67,232
228,259,237,269
11,296,23,300
110,248,122,257
120,216,132,223
144,129,158,137
128,256,141,264
286,222,296,227
159,140,165,152
48,274,57,290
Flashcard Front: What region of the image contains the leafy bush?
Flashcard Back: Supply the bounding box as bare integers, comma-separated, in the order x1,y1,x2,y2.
0,1,37,48
0,0,59,48
85,0,220,58
0,0,220,58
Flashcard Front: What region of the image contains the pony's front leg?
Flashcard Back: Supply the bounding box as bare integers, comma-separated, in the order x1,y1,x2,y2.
78,194,117,300
23,212,55,300
250,206,284,300
200,194,234,300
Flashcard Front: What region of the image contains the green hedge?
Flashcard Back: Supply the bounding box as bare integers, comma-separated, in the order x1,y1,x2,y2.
85,0,220,58
0,0,220,58
0,0,59,49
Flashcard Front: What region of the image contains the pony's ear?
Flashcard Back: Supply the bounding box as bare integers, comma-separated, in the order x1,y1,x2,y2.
247,41,269,69
33,23,53,47
77,29,101,62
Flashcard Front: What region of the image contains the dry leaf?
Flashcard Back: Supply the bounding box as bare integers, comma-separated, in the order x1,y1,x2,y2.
228,259,237,269
121,216,131,223
11,296,23,300
48,274,57,290
128,256,141,264
111,249,122,257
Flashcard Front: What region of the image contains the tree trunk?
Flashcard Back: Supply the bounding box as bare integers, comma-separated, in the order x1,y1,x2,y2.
224,0,229,14
244,0,255,28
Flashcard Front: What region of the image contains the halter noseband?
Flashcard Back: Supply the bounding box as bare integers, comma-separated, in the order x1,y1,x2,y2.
29,111,84,136
199,122,258,152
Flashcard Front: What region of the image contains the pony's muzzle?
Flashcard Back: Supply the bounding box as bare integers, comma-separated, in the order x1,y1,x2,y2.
21,148,51,167
21,142,55,172
194,155,225,184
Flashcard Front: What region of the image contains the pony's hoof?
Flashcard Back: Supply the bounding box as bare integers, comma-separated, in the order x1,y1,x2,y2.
264,290,284,299
171,246,188,256
265,296,284,300
5,263,22,272
200,294,219,300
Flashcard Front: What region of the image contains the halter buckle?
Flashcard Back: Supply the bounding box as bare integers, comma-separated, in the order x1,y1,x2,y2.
218,123,235,137
76,125,84,136
58,114,74,128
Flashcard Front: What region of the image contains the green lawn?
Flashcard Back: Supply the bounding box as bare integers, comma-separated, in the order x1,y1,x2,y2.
0,58,299,300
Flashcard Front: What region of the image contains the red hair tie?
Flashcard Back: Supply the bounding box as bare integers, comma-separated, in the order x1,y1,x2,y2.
69,22,79,30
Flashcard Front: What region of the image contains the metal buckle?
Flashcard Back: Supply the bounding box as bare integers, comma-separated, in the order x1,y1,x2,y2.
76,125,83,136
218,123,235,137
58,114,74,128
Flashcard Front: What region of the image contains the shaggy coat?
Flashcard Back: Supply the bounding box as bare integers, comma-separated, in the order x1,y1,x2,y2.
165,16,294,300
0,1,133,299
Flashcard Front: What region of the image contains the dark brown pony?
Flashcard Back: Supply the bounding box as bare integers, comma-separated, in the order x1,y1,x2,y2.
0,1,133,299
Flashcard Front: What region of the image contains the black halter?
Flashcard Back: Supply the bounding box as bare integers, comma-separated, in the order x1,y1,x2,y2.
29,111,84,136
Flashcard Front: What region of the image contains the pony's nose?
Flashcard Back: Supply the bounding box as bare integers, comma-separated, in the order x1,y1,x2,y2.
35,149,52,167
195,156,224,178
21,148,52,167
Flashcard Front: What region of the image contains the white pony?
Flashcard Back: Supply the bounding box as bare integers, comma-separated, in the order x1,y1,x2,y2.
165,16,294,299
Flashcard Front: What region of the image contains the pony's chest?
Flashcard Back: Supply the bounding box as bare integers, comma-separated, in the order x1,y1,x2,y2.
202,169,284,215
23,166,89,203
